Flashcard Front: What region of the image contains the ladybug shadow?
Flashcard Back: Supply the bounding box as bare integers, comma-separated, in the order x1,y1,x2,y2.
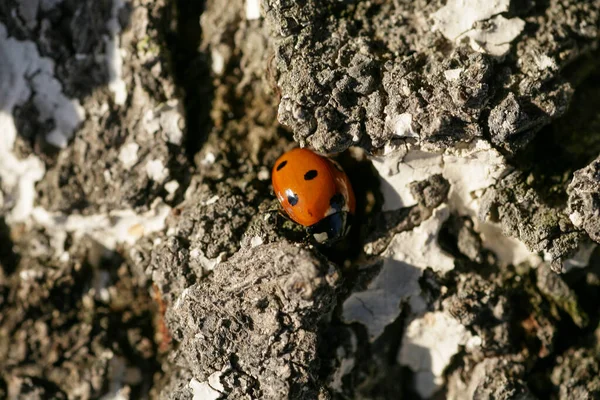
0,217,19,276
509,64,600,207
162,0,214,161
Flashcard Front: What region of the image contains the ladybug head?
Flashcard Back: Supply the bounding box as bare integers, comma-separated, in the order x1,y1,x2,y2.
306,211,353,246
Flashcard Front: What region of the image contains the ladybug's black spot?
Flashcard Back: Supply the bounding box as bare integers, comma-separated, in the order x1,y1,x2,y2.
288,194,299,206
276,160,288,171
286,189,299,206
304,170,318,180
330,193,345,211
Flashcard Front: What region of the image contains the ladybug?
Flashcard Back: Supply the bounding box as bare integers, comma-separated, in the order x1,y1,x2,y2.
271,147,356,245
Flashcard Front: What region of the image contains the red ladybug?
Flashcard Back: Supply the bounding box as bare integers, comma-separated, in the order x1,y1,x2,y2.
271,148,356,244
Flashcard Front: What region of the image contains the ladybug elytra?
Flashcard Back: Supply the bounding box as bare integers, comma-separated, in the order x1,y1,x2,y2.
271,148,355,244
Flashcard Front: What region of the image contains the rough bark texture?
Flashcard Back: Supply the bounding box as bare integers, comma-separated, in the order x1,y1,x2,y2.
263,0,598,155
568,156,600,243
1,0,600,399
164,241,339,399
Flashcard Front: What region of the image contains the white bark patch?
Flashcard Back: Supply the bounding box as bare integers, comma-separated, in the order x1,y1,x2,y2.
189,248,226,271
159,101,184,145
374,149,443,211
346,140,541,341
0,24,85,149
372,139,535,265
432,0,525,57
31,199,171,253
535,53,557,71
142,109,160,135
250,235,264,248
477,221,541,266
385,112,418,139
145,159,169,182
211,48,225,75
105,0,128,105
257,168,270,181
444,68,463,81
189,369,225,400
118,143,140,169
201,152,217,165
569,211,583,227
245,0,261,20
0,111,45,222
442,140,506,215
0,23,85,222
329,333,358,392
398,312,472,398
465,15,526,57
343,206,454,340
165,180,180,194
202,195,220,206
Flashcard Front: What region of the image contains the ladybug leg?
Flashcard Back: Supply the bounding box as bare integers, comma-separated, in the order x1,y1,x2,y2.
277,208,293,222
274,208,293,223
263,206,281,220
262,206,293,227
